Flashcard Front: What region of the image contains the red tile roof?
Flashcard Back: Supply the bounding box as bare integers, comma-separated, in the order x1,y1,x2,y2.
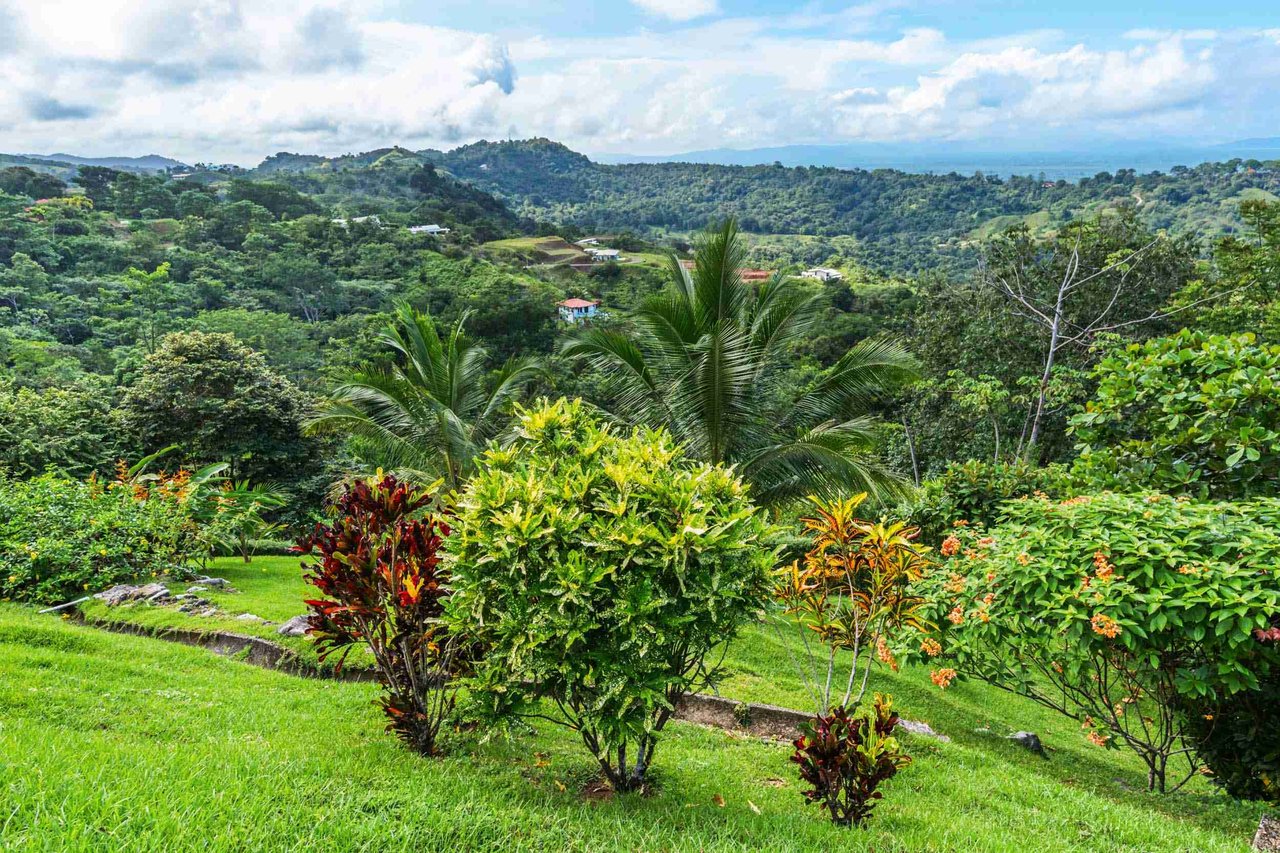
558,298,600,309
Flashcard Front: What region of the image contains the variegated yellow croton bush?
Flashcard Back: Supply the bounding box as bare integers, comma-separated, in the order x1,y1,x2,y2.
772,493,930,827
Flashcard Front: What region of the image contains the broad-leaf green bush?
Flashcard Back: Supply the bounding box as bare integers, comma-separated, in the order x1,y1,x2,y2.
907,492,1280,792
1070,331,1280,499
0,470,201,604
904,459,1073,544
1181,666,1280,803
447,398,776,791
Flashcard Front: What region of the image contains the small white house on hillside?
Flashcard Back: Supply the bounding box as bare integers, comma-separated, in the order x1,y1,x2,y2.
558,298,600,323
585,247,621,262
409,224,450,236
799,267,843,282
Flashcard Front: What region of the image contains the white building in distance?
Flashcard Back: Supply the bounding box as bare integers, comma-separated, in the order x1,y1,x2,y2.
799,267,843,282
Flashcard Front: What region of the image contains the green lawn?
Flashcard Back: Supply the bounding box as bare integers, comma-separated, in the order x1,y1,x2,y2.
76,556,359,671
70,556,1270,849
0,604,1264,852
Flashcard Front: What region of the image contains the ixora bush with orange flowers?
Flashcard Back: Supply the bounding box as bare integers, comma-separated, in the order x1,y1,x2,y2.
445,399,775,792
0,462,206,605
773,494,927,826
298,473,461,757
907,492,1280,793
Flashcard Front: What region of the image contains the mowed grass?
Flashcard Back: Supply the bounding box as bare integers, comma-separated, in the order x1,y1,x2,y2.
0,604,1263,852
77,556,377,672
7,557,1269,851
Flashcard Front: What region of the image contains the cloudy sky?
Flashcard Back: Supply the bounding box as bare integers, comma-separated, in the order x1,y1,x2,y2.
1,0,1277,164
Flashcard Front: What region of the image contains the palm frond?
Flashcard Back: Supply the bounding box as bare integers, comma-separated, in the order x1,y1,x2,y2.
741,417,911,506
784,336,919,429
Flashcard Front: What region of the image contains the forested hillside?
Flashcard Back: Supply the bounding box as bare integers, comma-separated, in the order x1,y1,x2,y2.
429,138,1280,273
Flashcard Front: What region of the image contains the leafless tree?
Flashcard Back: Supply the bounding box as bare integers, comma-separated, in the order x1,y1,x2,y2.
982,237,1224,458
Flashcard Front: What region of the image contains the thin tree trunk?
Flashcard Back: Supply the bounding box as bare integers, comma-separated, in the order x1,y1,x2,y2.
901,414,921,487
1025,285,1065,457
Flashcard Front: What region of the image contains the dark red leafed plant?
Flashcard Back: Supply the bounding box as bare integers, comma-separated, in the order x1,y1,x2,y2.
296,474,461,756
790,693,911,828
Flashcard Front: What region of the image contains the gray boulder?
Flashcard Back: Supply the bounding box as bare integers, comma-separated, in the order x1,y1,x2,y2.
94,583,172,607
277,615,312,637
1008,731,1046,756
1256,813,1280,852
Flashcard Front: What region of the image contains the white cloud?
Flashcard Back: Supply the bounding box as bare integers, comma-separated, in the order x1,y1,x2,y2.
1,2,1279,163
628,0,719,23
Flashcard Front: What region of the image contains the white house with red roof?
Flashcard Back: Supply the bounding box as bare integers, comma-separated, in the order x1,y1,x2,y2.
557,297,600,323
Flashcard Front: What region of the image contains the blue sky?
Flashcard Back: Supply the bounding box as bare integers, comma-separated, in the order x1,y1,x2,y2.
1,0,1277,163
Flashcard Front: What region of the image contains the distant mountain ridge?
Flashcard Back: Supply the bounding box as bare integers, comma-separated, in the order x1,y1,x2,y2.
594,138,1280,181
26,153,189,172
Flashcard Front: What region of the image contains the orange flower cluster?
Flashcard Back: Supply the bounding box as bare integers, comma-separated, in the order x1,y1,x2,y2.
1016,552,1031,566
943,573,967,594
947,605,965,625
1091,613,1121,639
940,535,961,557
920,637,942,657
1060,495,1092,507
952,520,970,528
930,668,957,689
876,635,899,672
1092,551,1116,582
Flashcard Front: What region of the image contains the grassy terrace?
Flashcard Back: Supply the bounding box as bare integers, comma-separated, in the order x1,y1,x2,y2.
5,557,1265,851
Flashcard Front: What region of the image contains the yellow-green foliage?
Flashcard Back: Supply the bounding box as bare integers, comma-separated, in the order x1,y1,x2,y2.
447,397,777,790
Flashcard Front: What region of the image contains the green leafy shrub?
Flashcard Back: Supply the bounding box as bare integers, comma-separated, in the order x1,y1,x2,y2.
907,492,1280,792
1070,331,1280,499
299,474,462,756
0,468,201,604
447,398,776,791
791,694,911,828
906,459,1073,544
1181,665,1280,803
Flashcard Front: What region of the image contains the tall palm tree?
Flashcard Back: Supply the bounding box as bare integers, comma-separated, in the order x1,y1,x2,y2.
561,220,917,505
308,303,543,488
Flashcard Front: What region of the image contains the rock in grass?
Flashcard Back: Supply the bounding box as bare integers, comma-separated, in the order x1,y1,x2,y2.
1256,813,1280,852
95,583,171,607
192,576,237,592
235,613,272,624
277,615,312,637
896,719,950,743
1008,731,1047,756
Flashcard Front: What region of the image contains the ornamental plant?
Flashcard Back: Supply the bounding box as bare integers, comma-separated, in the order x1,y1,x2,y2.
0,461,205,605
773,494,930,715
1181,661,1280,804
1070,331,1280,499
790,694,911,828
298,474,460,756
907,492,1280,792
446,398,775,792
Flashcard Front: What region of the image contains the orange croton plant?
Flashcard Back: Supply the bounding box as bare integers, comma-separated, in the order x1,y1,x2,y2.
773,493,932,715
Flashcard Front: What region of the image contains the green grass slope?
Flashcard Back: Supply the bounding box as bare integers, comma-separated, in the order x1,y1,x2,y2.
5,558,1268,851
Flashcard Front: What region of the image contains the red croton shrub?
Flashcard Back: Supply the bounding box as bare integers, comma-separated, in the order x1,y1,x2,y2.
791,694,911,828
296,474,461,756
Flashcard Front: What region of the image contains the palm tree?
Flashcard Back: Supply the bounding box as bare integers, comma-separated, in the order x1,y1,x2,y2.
561,220,917,505
308,303,543,488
